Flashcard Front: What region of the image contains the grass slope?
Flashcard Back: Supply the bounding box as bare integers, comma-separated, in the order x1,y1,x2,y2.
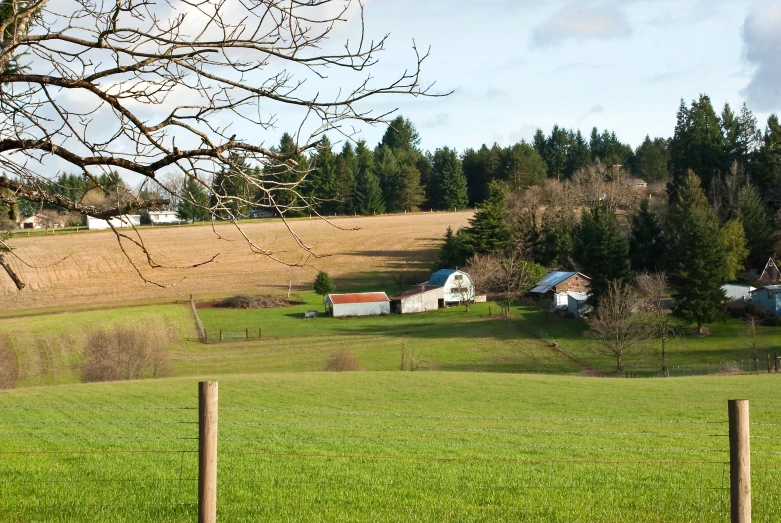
1,372,779,522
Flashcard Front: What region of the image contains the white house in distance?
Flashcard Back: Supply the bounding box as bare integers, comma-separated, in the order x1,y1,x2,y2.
148,211,182,225
390,286,444,314
722,284,756,302
325,292,390,317
427,269,475,304
86,214,142,230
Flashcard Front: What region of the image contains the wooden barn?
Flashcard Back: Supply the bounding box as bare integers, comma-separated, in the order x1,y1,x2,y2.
390,286,444,314
325,292,390,318
530,271,591,310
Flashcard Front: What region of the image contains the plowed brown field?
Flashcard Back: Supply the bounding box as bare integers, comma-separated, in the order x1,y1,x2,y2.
0,212,472,312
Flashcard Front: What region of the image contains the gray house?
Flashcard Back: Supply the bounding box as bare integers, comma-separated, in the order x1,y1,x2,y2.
750,286,781,316
427,269,474,304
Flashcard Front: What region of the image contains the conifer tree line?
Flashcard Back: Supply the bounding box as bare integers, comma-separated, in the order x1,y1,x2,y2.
432,95,781,330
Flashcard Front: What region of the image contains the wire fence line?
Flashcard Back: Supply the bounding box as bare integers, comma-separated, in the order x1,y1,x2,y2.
0,392,778,521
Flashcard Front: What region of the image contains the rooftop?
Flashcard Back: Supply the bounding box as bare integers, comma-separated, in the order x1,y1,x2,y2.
326,292,389,305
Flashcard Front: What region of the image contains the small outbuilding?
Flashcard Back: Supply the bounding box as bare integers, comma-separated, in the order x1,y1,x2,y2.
427,269,474,304
750,286,781,317
390,286,444,314
87,214,141,230
530,271,591,310
148,211,182,225
567,291,592,318
325,292,390,318
722,284,756,302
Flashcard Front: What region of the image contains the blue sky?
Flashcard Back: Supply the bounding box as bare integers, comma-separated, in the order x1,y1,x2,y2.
327,0,781,152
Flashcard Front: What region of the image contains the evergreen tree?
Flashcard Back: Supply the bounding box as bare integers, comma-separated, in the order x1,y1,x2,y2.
541,125,569,179
335,142,358,214
666,170,712,267
462,143,503,205
433,226,467,271
378,116,421,151
631,136,670,182
538,207,575,268
668,95,725,203
573,205,632,305
463,180,511,255
752,115,781,212
353,141,385,215
430,147,468,211
375,145,404,212
672,209,727,330
212,152,253,219
629,199,666,272
313,271,335,296
177,177,211,221
504,142,547,189
738,184,773,263
719,218,748,281
375,117,425,212
309,136,340,215
262,133,308,216
565,130,591,178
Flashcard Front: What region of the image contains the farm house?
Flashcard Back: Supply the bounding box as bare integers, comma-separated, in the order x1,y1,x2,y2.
390,286,444,314
530,271,591,310
427,269,474,304
750,286,781,316
325,292,390,318
148,211,182,225
722,284,756,302
86,214,141,230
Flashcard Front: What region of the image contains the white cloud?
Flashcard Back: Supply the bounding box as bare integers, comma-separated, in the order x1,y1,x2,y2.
741,1,781,111
531,3,632,48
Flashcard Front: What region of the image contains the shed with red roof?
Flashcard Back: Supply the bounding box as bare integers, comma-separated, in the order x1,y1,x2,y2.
325,292,391,318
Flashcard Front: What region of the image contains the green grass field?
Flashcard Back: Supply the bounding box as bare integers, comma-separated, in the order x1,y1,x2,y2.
1,372,779,522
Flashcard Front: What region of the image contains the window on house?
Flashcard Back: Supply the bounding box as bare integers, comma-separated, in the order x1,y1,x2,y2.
454,275,463,281
769,292,773,299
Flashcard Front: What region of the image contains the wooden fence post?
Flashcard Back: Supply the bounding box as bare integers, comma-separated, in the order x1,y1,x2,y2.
768,354,772,373
729,399,751,523
199,381,218,523
245,328,248,340
775,352,779,373
219,330,222,341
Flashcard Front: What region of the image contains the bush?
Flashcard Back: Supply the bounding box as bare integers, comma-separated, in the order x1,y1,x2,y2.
324,349,359,371
313,271,336,296
726,301,769,320
81,323,174,382
219,295,294,309
0,334,18,389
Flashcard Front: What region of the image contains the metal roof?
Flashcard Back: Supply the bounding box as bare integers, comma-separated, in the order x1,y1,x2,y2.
326,292,389,305
751,286,781,294
530,271,591,294
428,269,468,287
389,286,443,301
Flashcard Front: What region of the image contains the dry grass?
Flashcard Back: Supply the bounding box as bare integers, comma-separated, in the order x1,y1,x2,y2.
0,333,18,389
324,349,360,371
0,212,472,312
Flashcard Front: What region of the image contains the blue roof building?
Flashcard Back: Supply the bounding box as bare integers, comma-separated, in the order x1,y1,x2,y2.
427,269,475,304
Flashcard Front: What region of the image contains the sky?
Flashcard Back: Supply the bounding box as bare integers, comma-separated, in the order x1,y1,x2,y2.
326,0,781,152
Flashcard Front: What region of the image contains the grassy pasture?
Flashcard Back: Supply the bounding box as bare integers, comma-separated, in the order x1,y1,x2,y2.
0,372,779,522
0,211,471,312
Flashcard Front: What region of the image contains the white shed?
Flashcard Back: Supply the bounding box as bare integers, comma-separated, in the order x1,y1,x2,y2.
390,286,444,314
722,284,756,302
427,269,475,304
148,211,182,225
87,214,141,230
325,292,390,318
567,292,592,318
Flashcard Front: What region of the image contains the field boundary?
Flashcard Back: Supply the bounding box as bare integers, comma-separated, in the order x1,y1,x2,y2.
189,295,206,342
512,320,605,376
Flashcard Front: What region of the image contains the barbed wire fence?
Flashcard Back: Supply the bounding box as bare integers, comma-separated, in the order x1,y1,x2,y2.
0,385,778,521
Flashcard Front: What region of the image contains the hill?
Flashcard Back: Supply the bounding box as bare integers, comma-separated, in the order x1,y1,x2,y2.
0,212,472,312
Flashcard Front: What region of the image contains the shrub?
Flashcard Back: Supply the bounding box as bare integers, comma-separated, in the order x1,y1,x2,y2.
324,349,359,372
218,295,294,309
313,272,336,296
81,323,174,382
0,334,18,389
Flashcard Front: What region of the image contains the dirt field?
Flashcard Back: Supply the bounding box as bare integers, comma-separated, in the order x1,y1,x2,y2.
0,212,472,312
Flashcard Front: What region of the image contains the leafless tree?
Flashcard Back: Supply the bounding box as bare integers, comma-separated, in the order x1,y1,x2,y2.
743,314,761,367
0,0,441,289
637,271,676,377
467,248,538,317
37,209,62,231
587,280,641,373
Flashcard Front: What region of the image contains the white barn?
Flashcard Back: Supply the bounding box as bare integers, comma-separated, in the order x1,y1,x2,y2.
86,214,142,230
148,211,182,225
390,286,444,314
427,269,474,304
326,292,390,318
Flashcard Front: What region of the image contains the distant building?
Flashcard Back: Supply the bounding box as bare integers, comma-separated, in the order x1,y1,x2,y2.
325,292,390,318
86,215,142,230
148,211,182,225
757,258,781,286
19,215,41,229
390,286,444,314
750,286,781,317
722,284,756,302
567,291,592,318
628,178,648,190
530,271,591,310
427,269,474,304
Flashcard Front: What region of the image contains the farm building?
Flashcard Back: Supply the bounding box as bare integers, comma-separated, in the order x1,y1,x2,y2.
148,211,182,225
757,258,781,285
87,214,141,230
722,284,756,302
567,292,592,318
530,271,591,310
750,286,781,317
325,292,390,318
390,286,444,314
427,269,474,304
